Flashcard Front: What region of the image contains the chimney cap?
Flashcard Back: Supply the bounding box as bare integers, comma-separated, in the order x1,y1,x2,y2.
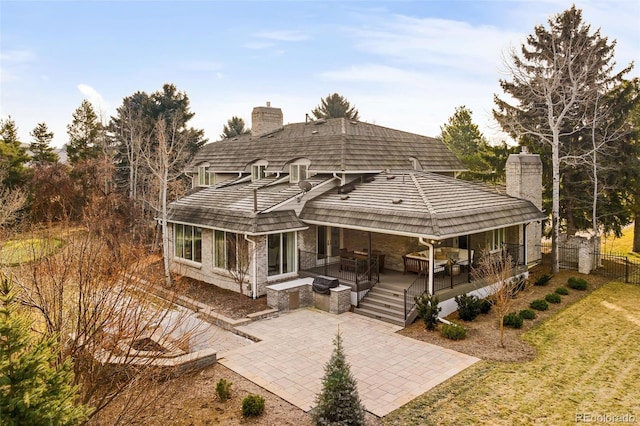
266,101,271,107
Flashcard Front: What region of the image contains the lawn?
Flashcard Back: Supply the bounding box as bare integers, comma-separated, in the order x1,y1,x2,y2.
0,237,65,266
383,281,640,425
601,224,640,261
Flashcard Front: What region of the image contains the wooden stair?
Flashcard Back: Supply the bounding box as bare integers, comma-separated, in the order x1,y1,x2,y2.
353,283,407,326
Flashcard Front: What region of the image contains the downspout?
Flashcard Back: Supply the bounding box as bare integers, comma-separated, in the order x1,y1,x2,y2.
244,234,257,299
332,172,345,186
418,237,434,295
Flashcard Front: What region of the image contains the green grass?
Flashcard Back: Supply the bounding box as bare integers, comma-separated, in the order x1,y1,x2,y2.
383,281,640,425
601,224,640,261
0,237,65,266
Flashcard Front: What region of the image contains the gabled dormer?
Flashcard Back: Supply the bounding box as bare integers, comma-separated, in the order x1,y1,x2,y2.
288,158,311,183
251,160,268,181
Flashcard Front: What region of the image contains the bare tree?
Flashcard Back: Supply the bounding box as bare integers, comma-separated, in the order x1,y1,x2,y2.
142,116,193,286
7,223,202,425
494,6,632,273
227,235,251,295
0,182,27,229
472,248,528,348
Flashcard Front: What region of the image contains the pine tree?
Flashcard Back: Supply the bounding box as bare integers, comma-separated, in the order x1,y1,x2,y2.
0,116,30,189
313,330,366,426
311,93,360,120
220,116,250,139
30,122,59,165
0,273,90,425
66,99,103,165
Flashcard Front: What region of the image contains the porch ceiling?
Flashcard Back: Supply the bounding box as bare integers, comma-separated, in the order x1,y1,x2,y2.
300,171,546,239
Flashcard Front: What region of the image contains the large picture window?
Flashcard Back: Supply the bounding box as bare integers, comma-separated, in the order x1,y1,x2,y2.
214,230,248,271
268,232,296,276
174,224,202,263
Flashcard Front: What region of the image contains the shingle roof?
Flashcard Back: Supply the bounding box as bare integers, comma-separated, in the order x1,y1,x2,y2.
189,118,465,173
299,171,546,239
167,176,332,234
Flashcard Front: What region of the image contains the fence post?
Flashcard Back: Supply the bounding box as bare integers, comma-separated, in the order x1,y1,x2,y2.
626,257,629,283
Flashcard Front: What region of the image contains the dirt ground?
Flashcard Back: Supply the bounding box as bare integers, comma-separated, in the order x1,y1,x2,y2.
102,264,610,424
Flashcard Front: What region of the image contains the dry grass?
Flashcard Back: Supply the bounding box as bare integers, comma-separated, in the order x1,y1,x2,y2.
384,281,640,425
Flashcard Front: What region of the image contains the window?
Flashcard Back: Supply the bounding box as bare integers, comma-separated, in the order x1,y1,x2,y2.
251,164,266,181
268,232,296,276
174,224,202,262
214,230,248,270
198,166,214,186
490,228,505,251
290,163,307,183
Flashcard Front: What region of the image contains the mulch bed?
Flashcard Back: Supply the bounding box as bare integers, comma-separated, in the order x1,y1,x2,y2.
398,265,612,362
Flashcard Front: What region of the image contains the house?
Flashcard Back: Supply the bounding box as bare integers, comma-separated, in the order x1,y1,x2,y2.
167,103,546,325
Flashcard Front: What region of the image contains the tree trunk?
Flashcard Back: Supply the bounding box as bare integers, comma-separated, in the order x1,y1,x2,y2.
633,213,640,253
551,130,561,274
161,161,172,287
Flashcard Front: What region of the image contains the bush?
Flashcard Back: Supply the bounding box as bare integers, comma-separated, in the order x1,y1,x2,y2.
568,277,588,290
455,294,481,321
502,312,523,329
441,322,466,340
534,274,552,286
242,394,265,417
530,299,549,311
479,298,492,314
215,378,232,401
519,309,536,320
555,286,569,295
545,293,561,304
415,293,441,330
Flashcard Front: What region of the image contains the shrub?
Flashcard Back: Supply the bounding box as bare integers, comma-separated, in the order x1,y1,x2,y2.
530,299,549,311
455,294,481,321
502,312,523,329
242,394,265,417
479,298,492,314
441,322,466,340
215,378,232,401
534,274,552,286
555,286,569,295
568,277,588,290
545,293,561,304
519,309,536,320
415,293,441,331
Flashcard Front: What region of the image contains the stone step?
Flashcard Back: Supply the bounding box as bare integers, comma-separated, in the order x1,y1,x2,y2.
370,286,405,299
362,293,404,310
357,301,404,319
353,307,405,327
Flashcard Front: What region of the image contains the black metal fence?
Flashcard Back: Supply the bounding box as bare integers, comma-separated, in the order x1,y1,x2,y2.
298,249,380,291
538,242,579,269
591,250,640,285
404,274,427,321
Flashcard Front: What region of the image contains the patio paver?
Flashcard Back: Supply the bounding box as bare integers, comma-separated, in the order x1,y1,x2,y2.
218,308,479,417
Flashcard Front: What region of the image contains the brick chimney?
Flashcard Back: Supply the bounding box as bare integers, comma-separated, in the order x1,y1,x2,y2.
506,147,543,264
251,101,283,136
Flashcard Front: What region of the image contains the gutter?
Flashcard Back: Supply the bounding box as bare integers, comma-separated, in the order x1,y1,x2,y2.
244,234,257,299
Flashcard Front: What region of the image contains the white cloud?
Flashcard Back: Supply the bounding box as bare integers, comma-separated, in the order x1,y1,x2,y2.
254,30,309,41
243,41,274,50
77,84,109,117
0,49,36,82
318,64,426,83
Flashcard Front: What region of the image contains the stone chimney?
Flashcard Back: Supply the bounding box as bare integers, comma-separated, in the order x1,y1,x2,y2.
251,101,283,136
506,147,543,264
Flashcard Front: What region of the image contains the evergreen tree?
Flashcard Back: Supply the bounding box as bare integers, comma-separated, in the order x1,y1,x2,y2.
0,116,30,189
0,274,90,425
493,6,633,272
66,99,103,164
29,122,59,165
313,330,366,426
311,93,360,120
220,116,250,139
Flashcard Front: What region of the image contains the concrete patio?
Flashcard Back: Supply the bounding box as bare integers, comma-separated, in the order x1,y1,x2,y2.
218,308,479,417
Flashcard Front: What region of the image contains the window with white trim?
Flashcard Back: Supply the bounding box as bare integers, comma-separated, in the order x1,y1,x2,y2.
214,230,248,270
251,164,266,181
290,163,308,183
490,228,505,251
198,166,214,186
268,232,296,276
174,224,202,262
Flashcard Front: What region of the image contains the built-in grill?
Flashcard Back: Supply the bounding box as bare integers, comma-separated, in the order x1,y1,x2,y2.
312,276,339,294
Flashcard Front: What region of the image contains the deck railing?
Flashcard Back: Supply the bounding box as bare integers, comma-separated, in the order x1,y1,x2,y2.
404,273,427,321
298,250,380,306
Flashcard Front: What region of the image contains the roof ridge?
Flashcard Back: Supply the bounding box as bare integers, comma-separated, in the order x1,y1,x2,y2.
410,173,439,235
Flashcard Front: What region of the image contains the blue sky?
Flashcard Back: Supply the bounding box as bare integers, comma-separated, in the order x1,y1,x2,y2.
1,1,639,148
